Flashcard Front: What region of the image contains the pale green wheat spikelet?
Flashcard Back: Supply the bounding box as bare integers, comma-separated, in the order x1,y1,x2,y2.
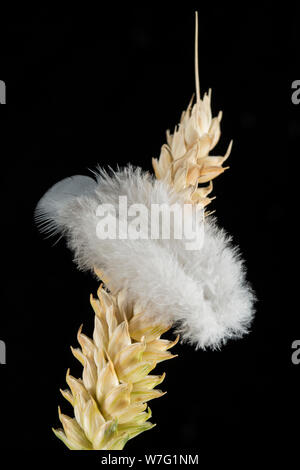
152,12,232,213
53,283,178,450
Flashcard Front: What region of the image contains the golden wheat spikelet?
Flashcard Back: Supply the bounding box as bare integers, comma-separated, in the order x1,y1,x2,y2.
152,12,232,212
53,283,178,450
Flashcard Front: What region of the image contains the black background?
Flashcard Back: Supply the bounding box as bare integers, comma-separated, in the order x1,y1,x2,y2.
0,2,296,459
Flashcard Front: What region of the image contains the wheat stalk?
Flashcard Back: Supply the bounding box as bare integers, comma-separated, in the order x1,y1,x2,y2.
152,12,232,213
48,12,254,451
52,13,223,450
53,281,178,450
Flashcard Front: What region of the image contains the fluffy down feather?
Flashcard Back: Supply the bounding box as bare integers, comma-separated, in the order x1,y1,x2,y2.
35,166,255,349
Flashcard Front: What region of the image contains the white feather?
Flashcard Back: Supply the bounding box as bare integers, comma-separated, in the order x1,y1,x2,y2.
35,166,255,349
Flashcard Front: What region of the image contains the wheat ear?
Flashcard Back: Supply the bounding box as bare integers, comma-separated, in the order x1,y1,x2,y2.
53,282,178,450
52,12,234,450
152,12,232,213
